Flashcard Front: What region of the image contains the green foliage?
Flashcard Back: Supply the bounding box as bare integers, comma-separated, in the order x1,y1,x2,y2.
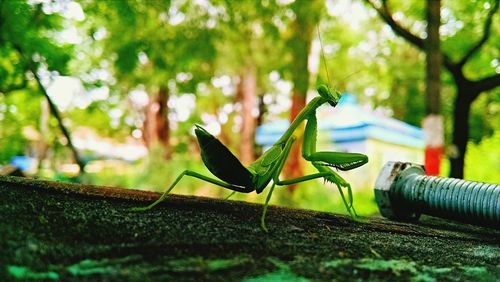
0,47,26,93
85,145,209,195
0,0,71,73
81,0,217,89
0,0,498,216
0,0,79,166
465,130,500,183
443,0,499,75
469,93,496,143
286,0,323,96
0,90,42,164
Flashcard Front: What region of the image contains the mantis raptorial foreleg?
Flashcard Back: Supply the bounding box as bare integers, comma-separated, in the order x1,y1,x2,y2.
301,112,366,216
303,113,367,171
130,170,252,212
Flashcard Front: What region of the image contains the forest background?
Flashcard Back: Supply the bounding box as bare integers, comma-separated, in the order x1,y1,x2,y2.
0,0,498,216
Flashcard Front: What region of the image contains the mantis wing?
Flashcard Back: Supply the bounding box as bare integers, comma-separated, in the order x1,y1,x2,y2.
195,125,254,189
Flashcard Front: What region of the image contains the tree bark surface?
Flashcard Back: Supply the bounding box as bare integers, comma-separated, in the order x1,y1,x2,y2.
0,176,498,281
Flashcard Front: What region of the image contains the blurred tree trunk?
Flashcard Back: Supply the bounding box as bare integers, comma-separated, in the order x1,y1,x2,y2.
254,94,267,159
285,0,323,190
449,81,480,178
143,86,171,159
366,0,500,179
156,87,170,157
236,66,257,165
422,0,443,176
37,100,50,171
425,0,441,115
451,90,471,178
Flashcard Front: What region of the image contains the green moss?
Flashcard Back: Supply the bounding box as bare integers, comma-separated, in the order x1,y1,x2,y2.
355,258,417,275
244,258,310,282
165,256,252,272
243,270,311,282
205,256,252,271
471,245,499,259
67,259,117,276
321,258,494,281
1,176,498,281
7,265,59,280
321,258,352,268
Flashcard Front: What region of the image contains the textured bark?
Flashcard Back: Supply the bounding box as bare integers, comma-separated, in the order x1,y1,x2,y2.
1,176,498,281
236,67,257,166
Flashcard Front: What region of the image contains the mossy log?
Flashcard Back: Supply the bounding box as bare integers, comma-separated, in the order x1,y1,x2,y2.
0,176,498,281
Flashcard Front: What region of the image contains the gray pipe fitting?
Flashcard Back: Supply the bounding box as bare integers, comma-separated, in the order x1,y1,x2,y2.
374,161,499,227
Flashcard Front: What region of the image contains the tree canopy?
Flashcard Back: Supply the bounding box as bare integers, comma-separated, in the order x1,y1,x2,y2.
0,0,498,194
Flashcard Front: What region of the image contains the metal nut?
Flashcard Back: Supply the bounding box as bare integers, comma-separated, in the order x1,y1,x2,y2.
374,161,424,221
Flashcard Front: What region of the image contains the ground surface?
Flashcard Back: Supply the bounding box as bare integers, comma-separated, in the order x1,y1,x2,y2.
0,176,498,281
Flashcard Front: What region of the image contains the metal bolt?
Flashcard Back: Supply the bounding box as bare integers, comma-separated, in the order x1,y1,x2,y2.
374,161,499,227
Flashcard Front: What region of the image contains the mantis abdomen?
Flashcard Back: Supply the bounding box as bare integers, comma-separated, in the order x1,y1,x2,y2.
194,125,254,190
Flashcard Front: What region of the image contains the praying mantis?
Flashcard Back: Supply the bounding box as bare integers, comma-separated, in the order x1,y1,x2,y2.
131,84,369,232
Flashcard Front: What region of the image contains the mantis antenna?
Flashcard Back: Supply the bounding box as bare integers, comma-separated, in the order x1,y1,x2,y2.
317,25,331,87
317,26,365,90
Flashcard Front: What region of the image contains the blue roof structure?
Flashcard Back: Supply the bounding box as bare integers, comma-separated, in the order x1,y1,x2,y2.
256,93,424,149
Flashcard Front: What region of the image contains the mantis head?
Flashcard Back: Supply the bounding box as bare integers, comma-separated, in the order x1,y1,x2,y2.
317,85,341,107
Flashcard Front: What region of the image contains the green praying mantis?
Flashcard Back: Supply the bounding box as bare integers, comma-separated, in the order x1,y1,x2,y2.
131,84,369,232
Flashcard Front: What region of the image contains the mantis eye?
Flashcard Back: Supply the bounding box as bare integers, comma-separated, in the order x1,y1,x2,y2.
317,85,340,106
334,90,342,102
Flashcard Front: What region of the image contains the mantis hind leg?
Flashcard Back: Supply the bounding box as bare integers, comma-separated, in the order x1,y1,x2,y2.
130,170,253,212
260,136,297,232
225,191,237,200
261,182,276,232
